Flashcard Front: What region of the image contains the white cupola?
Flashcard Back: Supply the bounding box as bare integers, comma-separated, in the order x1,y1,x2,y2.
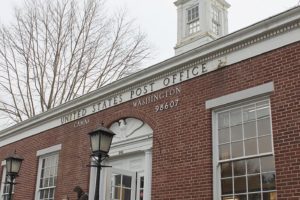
174,0,230,55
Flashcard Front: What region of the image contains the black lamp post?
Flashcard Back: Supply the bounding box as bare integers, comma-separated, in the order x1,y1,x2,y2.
5,152,24,200
88,126,115,200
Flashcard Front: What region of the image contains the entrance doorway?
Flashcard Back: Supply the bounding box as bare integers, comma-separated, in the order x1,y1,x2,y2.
89,118,153,200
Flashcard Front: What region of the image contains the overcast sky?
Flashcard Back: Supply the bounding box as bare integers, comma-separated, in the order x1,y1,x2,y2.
0,0,299,66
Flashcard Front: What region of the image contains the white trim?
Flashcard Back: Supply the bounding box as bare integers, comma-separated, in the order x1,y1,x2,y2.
36,144,62,156
0,166,6,199
212,110,219,200
144,149,152,200
0,163,14,199
205,82,274,109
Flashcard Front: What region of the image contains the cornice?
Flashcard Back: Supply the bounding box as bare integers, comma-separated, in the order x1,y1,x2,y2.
174,0,191,6
0,6,300,144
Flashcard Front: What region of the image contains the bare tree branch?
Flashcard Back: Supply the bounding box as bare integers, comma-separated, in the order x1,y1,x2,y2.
0,0,151,127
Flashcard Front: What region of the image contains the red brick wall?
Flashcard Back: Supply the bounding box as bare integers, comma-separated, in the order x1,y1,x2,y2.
0,41,299,199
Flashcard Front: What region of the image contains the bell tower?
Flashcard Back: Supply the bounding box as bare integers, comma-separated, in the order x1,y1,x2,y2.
174,0,230,55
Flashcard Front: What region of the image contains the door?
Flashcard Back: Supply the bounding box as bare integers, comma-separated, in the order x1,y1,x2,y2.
110,168,136,200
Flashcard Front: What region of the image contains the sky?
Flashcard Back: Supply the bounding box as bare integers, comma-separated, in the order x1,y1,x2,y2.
0,0,299,67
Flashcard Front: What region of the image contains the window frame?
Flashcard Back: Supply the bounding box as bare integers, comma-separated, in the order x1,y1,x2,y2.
211,6,221,35
35,144,61,200
187,5,199,23
137,174,144,200
212,97,276,199
186,5,200,35
0,161,15,200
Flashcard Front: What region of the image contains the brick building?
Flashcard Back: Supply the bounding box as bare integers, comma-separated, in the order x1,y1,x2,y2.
0,0,300,200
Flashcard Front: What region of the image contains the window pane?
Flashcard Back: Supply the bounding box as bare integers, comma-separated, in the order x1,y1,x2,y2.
231,125,243,142
244,121,256,139
40,178,43,188
245,138,258,156
221,162,232,178
243,104,255,122
233,160,246,176
219,144,230,160
230,108,242,126
49,188,54,198
247,158,260,174
258,135,272,154
248,193,261,200
123,175,132,188
219,128,230,144
235,195,247,200
221,178,233,195
140,176,144,189
231,141,244,158
256,101,270,118
115,175,121,186
219,112,229,128
44,178,49,187
261,156,275,172
243,104,256,122
248,175,261,192
188,12,191,21
49,177,54,187
124,188,131,200
44,189,49,199
40,190,44,199
263,192,277,200
262,173,276,191
257,118,271,136
234,176,246,193
114,187,121,199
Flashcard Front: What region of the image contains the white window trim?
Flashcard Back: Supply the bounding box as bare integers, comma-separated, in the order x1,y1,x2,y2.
36,144,62,156
35,145,61,200
207,84,276,200
0,161,14,200
0,161,6,199
206,82,274,109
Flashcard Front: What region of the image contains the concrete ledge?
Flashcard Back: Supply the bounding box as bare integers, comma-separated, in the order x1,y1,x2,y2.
36,144,62,156
205,82,274,109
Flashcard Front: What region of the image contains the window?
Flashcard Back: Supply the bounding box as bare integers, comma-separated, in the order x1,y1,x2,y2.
111,174,132,200
187,6,200,34
138,176,144,200
110,172,144,200
216,99,276,199
36,154,59,200
0,164,14,200
212,6,221,35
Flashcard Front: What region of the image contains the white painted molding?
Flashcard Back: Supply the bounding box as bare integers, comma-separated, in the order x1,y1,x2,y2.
144,149,152,200
1,160,5,166
36,144,62,156
205,82,274,109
